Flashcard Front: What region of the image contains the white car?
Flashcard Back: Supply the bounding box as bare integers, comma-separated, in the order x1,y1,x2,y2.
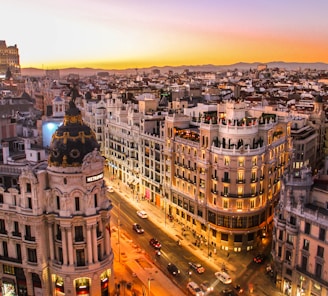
214,271,232,284
137,210,148,219
107,186,114,193
187,282,204,296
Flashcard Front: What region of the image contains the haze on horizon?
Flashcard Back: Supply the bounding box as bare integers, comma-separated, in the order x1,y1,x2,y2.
4,0,328,70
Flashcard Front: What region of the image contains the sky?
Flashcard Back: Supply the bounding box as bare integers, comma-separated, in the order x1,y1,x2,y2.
3,0,328,70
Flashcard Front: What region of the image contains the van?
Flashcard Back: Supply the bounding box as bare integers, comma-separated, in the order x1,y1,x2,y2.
187,282,204,296
214,271,232,284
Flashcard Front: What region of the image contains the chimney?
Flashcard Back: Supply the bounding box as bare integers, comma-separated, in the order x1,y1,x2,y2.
2,142,9,164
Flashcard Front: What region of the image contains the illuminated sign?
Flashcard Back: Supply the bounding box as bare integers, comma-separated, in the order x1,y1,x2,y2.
86,172,103,183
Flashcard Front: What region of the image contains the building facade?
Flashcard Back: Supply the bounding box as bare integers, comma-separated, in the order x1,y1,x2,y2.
272,167,328,296
0,99,114,295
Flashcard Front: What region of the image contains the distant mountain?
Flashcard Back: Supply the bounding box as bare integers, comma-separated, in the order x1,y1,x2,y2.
21,62,328,77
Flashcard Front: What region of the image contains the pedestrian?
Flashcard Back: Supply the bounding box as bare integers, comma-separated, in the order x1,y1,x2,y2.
213,248,217,255
227,252,230,258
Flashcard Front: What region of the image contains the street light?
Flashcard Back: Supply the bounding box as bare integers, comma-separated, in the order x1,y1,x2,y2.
148,277,154,296
207,223,211,258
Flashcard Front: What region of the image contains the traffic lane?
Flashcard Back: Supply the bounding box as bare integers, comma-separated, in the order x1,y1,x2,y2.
108,192,225,293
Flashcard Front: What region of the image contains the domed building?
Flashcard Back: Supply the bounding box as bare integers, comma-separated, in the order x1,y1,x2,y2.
46,99,114,295
0,97,114,295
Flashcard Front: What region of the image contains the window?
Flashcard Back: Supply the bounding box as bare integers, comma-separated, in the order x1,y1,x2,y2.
223,186,228,196
76,249,85,266
221,233,228,241
56,224,61,240
27,248,37,263
26,183,31,193
279,230,283,241
58,247,63,264
0,193,3,203
287,234,294,245
285,250,292,263
317,245,324,258
75,226,84,242
56,196,60,210
236,201,242,210
3,241,8,257
27,197,32,209
304,222,311,235
301,256,307,270
224,157,229,166
94,194,98,207
75,197,80,211
303,239,309,251
315,263,322,278
250,200,255,209
0,219,6,234
223,200,228,209
16,244,22,260
238,158,244,167
319,228,326,241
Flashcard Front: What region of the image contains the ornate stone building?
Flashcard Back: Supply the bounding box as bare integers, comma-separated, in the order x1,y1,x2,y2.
163,101,293,251
272,167,328,296
0,99,113,295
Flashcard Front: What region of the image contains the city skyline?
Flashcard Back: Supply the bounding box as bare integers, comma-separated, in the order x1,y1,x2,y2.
4,0,328,70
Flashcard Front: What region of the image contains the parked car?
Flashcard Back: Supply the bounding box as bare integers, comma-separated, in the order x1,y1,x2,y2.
221,288,237,296
167,263,180,276
187,281,204,296
149,238,161,249
136,210,148,219
200,281,213,293
233,284,244,294
189,262,205,274
215,271,232,284
253,253,266,264
132,223,144,234
107,186,114,193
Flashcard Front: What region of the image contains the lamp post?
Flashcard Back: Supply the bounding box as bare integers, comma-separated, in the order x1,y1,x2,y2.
118,202,121,262
207,223,210,258
147,277,154,296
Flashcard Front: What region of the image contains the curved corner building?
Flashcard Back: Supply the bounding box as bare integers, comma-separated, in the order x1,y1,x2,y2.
164,101,293,251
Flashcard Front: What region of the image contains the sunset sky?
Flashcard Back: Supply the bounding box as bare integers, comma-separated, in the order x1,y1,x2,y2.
3,0,328,70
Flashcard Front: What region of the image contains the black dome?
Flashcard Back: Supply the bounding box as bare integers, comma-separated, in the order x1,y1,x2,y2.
48,101,99,167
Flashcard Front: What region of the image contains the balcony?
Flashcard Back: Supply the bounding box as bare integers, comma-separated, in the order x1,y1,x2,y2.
0,255,22,264
236,179,246,184
24,235,36,242
12,231,22,238
221,178,230,183
250,178,258,183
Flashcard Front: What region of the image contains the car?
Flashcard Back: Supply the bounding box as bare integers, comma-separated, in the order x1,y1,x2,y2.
187,281,204,296
200,281,214,293
215,271,232,284
167,263,180,276
233,284,244,294
132,223,144,234
253,253,266,264
136,210,148,219
107,186,114,193
189,262,205,274
221,288,237,296
149,238,161,249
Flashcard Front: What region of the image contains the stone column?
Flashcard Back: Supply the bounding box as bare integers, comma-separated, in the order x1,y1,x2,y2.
66,228,74,266
103,220,110,255
61,228,68,265
48,223,54,260
92,225,98,263
87,225,93,264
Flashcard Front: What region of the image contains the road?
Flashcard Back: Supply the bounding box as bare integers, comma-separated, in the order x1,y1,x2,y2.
108,188,280,296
